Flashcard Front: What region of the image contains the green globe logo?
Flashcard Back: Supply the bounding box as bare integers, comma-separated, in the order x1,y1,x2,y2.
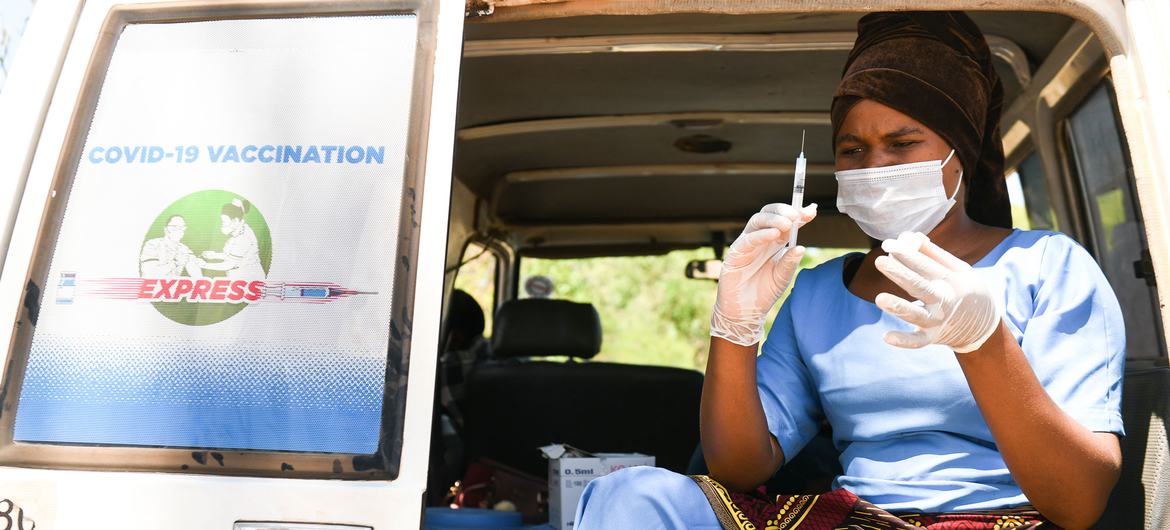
139,190,272,325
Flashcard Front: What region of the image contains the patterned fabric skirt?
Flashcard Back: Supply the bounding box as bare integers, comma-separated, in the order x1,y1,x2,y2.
689,475,1058,530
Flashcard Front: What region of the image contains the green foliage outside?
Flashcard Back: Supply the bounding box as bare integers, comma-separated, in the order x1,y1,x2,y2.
455,244,859,373
522,249,718,372
1095,188,1126,251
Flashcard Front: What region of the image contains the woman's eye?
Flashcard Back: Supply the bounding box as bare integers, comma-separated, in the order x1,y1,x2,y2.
893,140,920,149
838,146,863,156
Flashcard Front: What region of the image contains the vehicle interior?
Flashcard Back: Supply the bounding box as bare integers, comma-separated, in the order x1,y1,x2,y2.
435,5,1168,528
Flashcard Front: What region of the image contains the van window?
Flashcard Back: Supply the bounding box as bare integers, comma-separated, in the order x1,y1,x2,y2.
6,14,422,466
518,247,859,371
1062,82,1164,359
1009,152,1058,231
1005,171,1027,229
453,242,499,337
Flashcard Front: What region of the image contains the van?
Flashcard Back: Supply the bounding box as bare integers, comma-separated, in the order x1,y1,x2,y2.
0,0,1167,528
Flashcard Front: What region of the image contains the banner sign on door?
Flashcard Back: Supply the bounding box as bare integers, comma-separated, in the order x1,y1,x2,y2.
13,15,418,454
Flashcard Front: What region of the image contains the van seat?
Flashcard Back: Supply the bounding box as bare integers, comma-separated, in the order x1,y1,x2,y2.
1094,365,1170,529
460,299,704,477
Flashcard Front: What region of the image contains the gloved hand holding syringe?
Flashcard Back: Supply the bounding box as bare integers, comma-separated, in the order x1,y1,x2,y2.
710,132,816,346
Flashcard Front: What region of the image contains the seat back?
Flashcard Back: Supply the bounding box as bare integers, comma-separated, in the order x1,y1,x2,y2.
460,299,703,477
464,361,703,476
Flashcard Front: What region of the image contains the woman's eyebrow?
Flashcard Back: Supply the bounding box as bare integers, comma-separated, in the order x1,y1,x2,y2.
882,126,924,140
835,133,862,145
835,127,924,145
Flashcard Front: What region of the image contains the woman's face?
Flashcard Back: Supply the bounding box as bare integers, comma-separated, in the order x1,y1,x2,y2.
220,214,237,235
834,99,963,191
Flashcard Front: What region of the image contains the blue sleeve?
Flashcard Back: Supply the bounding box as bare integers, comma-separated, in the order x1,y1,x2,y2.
756,291,823,461
1022,234,1125,435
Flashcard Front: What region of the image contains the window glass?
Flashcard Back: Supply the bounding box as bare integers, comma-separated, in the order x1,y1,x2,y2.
1064,83,1164,358
1005,171,1030,229
13,15,419,453
1011,152,1057,231
453,243,497,337
519,247,859,372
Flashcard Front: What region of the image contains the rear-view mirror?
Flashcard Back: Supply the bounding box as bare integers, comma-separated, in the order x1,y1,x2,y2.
685,259,722,280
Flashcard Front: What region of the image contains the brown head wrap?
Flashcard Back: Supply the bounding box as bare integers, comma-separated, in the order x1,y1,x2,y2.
831,11,1011,228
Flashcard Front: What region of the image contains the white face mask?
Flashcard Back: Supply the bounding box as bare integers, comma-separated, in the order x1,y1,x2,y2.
834,149,962,240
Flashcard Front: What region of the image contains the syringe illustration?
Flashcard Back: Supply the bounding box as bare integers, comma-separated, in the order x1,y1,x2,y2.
261,282,377,303
56,273,377,305
789,130,807,248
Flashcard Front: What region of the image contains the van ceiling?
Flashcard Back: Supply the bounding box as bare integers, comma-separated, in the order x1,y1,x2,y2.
455,11,1075,256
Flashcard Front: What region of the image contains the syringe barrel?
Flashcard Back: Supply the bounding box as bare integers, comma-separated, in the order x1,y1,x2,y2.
789,156,807,247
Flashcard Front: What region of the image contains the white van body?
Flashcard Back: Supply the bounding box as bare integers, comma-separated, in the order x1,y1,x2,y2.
0,1,463,528
0,1,1167,529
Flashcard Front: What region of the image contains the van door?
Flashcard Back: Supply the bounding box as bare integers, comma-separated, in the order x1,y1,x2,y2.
0,0,461,528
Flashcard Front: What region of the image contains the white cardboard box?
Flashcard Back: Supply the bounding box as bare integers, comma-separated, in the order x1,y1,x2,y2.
542,444,655,530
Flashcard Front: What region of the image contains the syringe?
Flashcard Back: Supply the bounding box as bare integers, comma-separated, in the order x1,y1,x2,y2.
789,130,807,247
738,131,808,280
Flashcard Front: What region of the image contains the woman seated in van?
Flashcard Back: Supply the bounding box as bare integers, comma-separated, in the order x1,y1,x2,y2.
575,11,1123,530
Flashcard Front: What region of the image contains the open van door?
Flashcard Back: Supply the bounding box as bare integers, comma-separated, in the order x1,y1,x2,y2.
0,0,462,528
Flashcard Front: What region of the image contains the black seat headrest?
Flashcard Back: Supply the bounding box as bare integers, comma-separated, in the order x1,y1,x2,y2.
491,299,602,359
444,289,486,350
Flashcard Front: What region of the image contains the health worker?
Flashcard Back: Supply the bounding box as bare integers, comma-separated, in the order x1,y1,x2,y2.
200,198,266,280
575,11,1124,530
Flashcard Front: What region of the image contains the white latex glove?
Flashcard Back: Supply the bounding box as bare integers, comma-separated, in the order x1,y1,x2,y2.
873,232,1002,353
711,203,817,346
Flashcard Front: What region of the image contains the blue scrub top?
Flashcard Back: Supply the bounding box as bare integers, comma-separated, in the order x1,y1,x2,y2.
757,229,1125,512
